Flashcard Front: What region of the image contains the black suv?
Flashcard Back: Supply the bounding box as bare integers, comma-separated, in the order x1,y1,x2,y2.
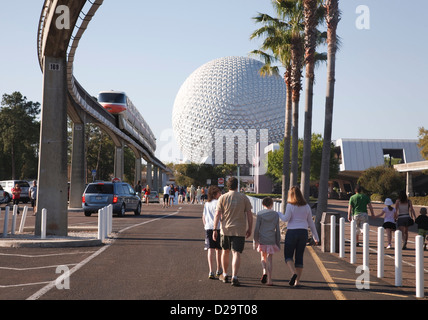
82,181,141,217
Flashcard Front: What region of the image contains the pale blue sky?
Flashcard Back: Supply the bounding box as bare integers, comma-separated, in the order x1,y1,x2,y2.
1,1,427,162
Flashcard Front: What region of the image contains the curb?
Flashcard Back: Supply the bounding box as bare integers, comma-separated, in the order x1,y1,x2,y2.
0,226,103,248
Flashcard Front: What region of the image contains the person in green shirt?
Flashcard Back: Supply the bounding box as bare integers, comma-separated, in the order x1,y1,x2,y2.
348,186,375,245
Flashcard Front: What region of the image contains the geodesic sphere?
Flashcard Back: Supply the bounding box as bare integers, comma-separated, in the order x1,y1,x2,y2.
172,56,286,164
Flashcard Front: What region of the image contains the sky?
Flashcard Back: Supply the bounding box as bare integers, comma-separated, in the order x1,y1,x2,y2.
1,0,427,163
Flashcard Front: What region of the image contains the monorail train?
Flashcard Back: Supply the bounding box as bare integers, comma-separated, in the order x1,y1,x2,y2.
98,91,156,153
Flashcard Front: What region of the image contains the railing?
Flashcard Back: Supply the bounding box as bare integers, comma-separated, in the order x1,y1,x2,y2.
247,195,282,214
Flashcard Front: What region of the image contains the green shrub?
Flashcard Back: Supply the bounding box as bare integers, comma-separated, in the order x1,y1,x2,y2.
410,196,428,206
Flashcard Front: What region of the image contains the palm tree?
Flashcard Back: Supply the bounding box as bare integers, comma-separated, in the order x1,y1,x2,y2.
315,0,341,235
300,0,326,200
250,7,295,213
272,0,305,189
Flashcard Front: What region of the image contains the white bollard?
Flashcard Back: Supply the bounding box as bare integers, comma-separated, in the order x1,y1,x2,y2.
350,220,356,264
330,215,336,253
363,223,369,270
103,207,108,238
2,206,9,238
11,205,18,235
41,209,47,239
339,217,345,258
395,230,402,287
98,208,105,241
18,206,28,234
377,227,384,278
108,205,113,235
416,235,424,298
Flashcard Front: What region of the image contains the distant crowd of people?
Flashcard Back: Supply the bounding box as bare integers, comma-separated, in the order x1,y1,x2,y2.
162,184,208,208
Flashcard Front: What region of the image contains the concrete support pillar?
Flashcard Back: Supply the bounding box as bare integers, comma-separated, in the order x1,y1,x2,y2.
135,158,142,187
36,56,68,236
146,163,153,189
69,122,86,209
153,166,159,193
114,141,124,181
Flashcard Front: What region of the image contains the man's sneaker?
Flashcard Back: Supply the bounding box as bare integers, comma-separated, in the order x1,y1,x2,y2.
231,277,240,287
215,270,222,278
219,274,229,283
208,272,215,280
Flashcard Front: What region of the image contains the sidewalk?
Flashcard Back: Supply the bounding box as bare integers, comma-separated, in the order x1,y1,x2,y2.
311,199,427,300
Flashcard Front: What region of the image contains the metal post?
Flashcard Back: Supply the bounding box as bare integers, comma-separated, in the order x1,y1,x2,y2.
350,220,356,264
416,235,424,298
330,215,336,253
377,227,384,278
339,217,345,258
395,230,402,287
2,206,9,238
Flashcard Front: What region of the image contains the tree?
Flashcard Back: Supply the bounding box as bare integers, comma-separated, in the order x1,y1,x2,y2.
250,8,293,212
418,127,428,160
267,133,339,186
357,166,405,200
273,0,305,188
316,0,341,235
84,123,135,184
0,92,40,179
300,0,327,200
172,163,237,187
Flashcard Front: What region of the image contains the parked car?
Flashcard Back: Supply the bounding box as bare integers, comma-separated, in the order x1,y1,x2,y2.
0,180,30,203
0,185,10,204
142,191,160,203
82,181,141,217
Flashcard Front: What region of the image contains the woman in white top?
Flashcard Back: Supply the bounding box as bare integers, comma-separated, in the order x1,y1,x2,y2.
202,186,222,279
375,198,396,249
279,186,319,287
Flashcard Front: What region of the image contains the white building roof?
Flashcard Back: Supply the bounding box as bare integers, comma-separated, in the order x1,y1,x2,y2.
335,138,423,172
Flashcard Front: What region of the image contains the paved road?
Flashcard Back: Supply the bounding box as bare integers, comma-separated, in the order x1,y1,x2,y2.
0,199,425,309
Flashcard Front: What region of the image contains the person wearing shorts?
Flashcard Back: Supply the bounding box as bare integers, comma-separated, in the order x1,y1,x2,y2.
163,184,170,208
212,177,253,287
202,186,222,279
348,186,375,246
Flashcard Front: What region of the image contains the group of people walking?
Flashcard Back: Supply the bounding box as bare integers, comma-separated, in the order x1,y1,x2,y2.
348,186,428,250
202,179,428,288
202,177,318,287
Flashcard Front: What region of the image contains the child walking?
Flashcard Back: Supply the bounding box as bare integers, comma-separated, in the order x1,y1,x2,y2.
202,186,223,279
253,197,280,286
376,198,396,249
415,207,428,250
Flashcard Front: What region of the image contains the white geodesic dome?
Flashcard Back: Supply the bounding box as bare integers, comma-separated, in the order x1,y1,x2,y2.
172,56,286,164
